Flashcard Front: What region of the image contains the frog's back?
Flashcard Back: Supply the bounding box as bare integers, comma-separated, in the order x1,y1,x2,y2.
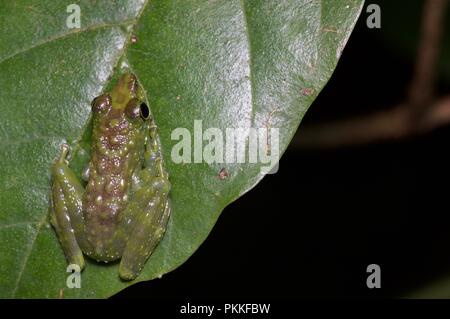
83,75,146,261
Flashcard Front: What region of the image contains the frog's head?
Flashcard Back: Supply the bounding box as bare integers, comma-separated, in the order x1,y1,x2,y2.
90,73,151,155
91,73,150,123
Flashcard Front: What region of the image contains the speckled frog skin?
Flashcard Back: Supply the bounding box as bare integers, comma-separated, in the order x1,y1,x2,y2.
50,73,171,280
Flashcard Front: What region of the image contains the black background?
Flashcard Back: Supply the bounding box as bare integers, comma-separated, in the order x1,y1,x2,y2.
114,2,450,299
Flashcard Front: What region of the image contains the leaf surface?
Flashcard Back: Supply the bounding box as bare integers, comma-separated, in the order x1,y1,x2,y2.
0,0,364,298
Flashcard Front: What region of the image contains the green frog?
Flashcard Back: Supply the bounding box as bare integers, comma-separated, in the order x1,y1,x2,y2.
50,73,171,280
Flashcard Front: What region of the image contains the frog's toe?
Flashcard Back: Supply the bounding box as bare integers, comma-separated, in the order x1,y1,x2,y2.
69,251,85,271
118,264,138,281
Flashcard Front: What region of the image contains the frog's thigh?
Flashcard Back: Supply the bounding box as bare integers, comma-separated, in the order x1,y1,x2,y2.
119,182,171,280
52,161,92,256
51,180,85,270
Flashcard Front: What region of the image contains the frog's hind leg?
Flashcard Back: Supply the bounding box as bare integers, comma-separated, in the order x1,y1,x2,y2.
119,123,171,280
50,144,90,270
118,176,171,280
50,180,85,270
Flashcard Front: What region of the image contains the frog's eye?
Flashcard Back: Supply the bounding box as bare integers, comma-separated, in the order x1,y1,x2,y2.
140,102,150,120
92,94,111,113
125,98,141,120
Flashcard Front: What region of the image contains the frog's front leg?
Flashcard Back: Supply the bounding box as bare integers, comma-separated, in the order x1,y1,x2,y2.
119,125,171,280
50,144,90,270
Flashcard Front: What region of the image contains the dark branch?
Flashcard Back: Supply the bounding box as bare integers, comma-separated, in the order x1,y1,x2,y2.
293,0,449,150
407,0,448,114
293,97,450,149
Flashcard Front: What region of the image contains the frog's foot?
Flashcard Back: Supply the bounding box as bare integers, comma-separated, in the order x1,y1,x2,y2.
118,177,171,280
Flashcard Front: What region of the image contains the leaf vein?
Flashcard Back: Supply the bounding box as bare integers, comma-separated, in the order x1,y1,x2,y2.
0,19,134,66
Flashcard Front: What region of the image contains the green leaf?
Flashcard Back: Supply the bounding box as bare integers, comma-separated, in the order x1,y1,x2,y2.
0,0,364,298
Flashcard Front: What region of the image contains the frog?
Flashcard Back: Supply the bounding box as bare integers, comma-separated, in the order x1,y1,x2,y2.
50,73,171,280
